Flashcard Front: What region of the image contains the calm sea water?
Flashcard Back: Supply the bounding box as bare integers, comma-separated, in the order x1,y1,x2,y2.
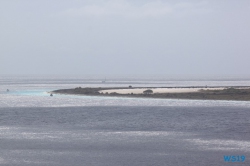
0,76,250,165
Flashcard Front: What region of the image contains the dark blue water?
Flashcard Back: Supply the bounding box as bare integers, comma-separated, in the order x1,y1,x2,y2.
0,106,249,165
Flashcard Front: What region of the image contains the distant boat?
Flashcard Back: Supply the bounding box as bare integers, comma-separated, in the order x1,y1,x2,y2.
102,78,106,83
50,93,53,97
6,89,9,92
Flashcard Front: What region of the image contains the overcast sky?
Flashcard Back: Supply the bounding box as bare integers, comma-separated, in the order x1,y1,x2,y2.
1,0,250,77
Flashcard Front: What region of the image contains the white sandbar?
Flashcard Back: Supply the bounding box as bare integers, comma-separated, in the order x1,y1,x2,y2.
99,88,224,94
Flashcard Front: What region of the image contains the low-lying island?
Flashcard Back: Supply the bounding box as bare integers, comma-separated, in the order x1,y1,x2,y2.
52,86,250,101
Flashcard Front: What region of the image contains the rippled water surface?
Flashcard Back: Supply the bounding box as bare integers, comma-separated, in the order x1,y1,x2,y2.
0,76,250,165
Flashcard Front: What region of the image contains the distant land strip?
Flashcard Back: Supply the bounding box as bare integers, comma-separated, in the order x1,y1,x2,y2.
52,86,250,101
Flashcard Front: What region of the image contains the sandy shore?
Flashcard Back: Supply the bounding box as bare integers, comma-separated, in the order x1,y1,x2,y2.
52,86,250,101
99,87,224,94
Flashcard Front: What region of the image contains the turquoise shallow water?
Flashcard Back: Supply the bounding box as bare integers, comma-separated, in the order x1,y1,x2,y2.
10,90,50,96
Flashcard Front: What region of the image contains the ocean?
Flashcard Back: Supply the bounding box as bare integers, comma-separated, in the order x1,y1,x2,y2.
0,76,250,165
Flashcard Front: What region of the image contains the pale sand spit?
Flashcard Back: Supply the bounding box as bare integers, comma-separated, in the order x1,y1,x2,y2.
99,88,224,94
